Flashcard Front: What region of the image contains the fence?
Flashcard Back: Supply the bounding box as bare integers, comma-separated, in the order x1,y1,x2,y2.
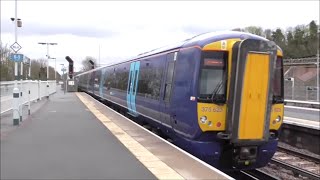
0,80,56,114
284,66,319,102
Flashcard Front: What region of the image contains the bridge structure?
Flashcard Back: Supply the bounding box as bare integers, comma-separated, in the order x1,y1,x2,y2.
283,55,319,66
283,55,319,102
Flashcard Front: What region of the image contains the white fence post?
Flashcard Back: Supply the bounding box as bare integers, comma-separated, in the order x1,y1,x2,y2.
28,80,31,115
39,80,41,100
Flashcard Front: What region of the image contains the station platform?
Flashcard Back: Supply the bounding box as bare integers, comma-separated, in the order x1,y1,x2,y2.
0,90,232,179
284,117,320,130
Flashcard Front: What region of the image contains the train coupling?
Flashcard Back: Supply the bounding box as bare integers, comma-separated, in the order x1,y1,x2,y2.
217,132,231,140
233,146,257,166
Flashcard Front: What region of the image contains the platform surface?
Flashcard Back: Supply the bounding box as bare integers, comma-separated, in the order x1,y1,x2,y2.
1,91,156,179
1,90,231,179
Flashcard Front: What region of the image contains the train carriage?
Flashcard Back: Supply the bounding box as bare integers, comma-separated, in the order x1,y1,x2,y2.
76,31,284,170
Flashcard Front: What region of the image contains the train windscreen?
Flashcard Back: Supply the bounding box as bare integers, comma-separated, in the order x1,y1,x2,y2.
198,51,228,103
273,56,284,103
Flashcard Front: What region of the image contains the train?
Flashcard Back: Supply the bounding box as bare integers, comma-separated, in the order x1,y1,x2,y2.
75,31,284,170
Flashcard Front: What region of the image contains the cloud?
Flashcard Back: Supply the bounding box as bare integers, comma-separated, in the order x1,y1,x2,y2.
1,0,318,75
1,21,118,38
181,25,232,37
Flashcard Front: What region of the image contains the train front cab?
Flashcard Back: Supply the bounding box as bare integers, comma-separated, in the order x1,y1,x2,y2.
197,38,284,169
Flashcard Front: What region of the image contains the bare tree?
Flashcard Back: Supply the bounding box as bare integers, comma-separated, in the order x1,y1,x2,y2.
0,43,14,81
81,56,97,72
244,26,264,36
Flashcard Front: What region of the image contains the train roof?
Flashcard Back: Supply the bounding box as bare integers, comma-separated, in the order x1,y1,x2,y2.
76,31,270,76
130,31,270,60
135,31,269,58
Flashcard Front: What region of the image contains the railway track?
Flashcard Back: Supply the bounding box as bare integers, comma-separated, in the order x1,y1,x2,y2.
266,145,320,180
240,169,280,180
270,158,320,180
277,145,320,163
223,169,279,180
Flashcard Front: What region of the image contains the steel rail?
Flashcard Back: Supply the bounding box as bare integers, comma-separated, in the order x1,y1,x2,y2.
277,145,320,163
271,158,320,180
241,169,280,180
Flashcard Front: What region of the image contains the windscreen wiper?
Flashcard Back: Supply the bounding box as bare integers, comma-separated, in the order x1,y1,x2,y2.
273,95,284,103
210,80,225,103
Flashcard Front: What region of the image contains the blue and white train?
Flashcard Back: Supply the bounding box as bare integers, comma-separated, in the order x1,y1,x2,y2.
75,31,284,170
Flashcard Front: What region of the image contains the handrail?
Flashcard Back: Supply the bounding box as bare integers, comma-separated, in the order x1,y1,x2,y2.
284,99,320,105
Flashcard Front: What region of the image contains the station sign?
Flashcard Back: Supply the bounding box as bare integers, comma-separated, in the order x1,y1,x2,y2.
10,53,24,62
23,56,31,65
10,42,22,53
68,81,74,85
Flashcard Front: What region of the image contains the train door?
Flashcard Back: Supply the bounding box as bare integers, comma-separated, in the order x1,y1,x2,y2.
93,70,101,95
126,61,140,116
160,52,177,128
88,71,95,94
99,69,106,98
226,39,277,143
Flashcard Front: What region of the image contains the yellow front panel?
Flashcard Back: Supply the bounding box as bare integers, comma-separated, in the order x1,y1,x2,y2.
238,53,270,140
197,103,226,131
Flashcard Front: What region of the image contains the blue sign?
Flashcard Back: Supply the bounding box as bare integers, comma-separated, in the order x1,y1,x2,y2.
10,54,24,62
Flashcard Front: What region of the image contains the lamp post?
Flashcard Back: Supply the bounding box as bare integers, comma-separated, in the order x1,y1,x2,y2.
38,42,57,98
49,57,57,81
60,64,66,94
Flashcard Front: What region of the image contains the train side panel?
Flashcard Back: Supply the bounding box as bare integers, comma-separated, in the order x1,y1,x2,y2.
171,48,202,139
135,56,165,125
106,63,130,108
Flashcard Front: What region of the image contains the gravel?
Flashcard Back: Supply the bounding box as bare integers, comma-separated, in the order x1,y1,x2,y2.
278,142,320,160
258,142,320,179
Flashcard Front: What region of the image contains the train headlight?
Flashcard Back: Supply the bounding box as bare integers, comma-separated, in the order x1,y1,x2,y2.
200,116,207,124
275,116,281,123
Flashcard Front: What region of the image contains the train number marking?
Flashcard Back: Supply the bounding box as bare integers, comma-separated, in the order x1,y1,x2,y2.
201,107,223,112
273,108,281,112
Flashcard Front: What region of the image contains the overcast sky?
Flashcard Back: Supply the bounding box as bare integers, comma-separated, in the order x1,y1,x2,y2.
1,0,319,74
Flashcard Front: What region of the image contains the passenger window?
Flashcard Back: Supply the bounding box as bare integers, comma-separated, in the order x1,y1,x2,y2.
164,52,177,102
166,62,174,83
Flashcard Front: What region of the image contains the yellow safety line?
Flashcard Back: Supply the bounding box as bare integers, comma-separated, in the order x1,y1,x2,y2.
76,93,184,180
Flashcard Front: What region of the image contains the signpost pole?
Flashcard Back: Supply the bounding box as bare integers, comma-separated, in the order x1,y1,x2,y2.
12,0,19,125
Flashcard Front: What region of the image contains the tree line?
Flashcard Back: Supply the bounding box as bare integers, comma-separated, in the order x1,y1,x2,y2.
234,20,319,58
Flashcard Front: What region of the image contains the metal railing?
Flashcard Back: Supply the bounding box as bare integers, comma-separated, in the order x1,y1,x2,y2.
284,99,320,109
283,56,319,66
0,80,57,114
